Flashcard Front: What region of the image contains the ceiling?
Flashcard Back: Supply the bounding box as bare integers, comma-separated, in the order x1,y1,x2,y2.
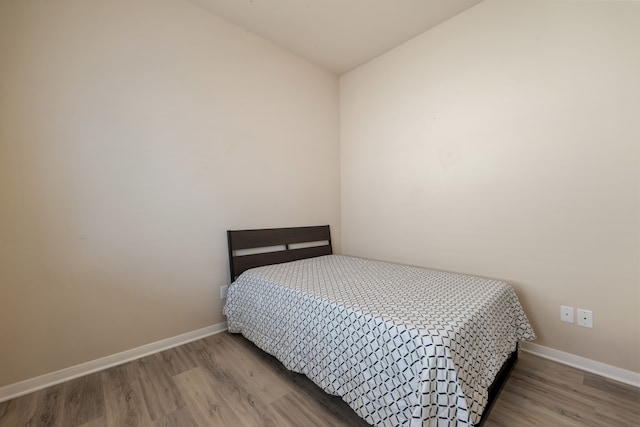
190,0,484,75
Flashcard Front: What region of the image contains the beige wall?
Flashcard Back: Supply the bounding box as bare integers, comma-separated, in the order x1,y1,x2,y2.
341,0,640,372
0,0,340,387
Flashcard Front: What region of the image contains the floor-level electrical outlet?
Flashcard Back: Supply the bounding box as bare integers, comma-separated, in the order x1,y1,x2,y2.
561,306,574,323
577,308,593,328
220,285,228,300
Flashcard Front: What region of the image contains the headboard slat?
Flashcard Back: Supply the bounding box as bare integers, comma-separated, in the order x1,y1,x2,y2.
229,225,330,250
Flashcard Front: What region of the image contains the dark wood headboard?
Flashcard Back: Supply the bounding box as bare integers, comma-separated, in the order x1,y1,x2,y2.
227,225,332,281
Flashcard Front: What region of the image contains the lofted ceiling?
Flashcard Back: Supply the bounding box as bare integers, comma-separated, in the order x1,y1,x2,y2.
190,0,484,75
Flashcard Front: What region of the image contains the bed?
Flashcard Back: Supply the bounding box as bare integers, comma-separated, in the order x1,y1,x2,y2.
224,225,535,426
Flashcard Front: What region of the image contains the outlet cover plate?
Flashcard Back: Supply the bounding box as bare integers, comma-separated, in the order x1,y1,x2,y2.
561,306,574,323
220,285,228,300
577,308,593,328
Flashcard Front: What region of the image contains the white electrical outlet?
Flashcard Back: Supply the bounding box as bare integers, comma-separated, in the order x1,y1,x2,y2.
577,308,593,328
560,306,574,323
220,285,229,300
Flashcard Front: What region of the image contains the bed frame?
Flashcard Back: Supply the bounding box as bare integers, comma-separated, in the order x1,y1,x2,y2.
226,225,516,426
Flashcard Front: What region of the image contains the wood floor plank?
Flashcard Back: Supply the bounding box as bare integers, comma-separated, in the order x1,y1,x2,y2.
197,333,369,426
227,334,370,425
487,354,640,427
504,374,599,425
485,393,558,427
0,393,28,427
173,366,244,426
102,363,152,427
62,372,105,427
186,340,284,427
271,390,344,427
203,333,371,426
516,354,637,413
196,333,292,404
156,344,199,377
78,416,106,427
136,353,185,421
151,406,199,427
588,373,640,427
593,404,640,427
583,371,640,405
19,383,65,427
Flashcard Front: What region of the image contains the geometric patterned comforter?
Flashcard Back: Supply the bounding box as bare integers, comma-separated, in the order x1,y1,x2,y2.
225,255,535,426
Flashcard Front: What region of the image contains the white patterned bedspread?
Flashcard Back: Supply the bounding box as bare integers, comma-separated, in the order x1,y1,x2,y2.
225,255,535,426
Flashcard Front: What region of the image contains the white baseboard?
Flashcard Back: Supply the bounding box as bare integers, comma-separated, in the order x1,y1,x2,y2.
0,322,228,403
520,342,640,388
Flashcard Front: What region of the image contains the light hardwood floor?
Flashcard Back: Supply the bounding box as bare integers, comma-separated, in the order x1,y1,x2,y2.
1,333,638,426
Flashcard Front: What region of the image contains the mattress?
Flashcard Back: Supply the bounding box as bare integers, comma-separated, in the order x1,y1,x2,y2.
225,255,535,426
